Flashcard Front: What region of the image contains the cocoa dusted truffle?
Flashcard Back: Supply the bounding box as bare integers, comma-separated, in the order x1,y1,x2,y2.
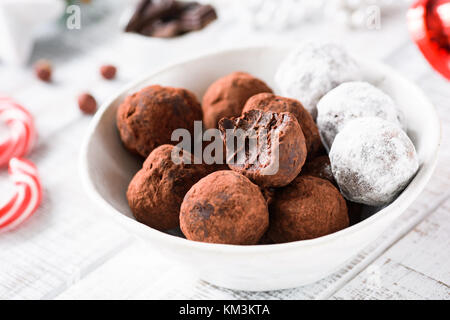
117,85,202,157
268,175,349,243
260,187,276,205
127,144,210,231
180,170,269,245
202,72,273,129
302,156,362,225
302,155,336,186
243,93,323,158
219,110,307,188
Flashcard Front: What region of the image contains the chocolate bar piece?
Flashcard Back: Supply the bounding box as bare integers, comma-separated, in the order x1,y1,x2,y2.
179,4,217,32
141,19,180,38
125,0,177,33
125,0,151,32
137,0,177,32
125,0,217,38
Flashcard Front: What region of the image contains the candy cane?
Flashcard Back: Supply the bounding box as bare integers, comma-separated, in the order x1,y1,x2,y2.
0,96,37,167
0,158,42,232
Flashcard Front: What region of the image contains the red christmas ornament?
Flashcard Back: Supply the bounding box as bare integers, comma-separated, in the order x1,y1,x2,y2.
408,0,450,80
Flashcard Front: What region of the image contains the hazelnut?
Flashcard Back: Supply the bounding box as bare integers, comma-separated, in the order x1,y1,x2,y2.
100,64,117,80
34,60,52,82
78,93,97,114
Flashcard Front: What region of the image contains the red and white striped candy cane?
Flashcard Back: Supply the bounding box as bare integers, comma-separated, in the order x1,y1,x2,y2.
0,96,37,167
0,158,42,232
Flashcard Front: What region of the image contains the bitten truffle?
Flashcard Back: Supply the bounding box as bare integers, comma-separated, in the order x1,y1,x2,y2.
127,144,211,231
330,117,419,206
117,85,202,157
268,175,349,243
243,93,323,158
202,72,273,129
180,170,269,245
219,110,307,188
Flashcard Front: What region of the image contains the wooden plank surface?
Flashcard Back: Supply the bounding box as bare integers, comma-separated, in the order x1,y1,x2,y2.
332,199,450,300
1,0,449,300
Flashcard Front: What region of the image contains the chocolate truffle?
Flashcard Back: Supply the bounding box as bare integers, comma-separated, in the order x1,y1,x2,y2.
219,110,307,188
275,42,360,120
268,175,349,243
127,144,211,231
202,72,273,129
117,85,202,157
330,117,419,206
243,93,323,159
260,187,276,205
303,156,363,225
302,155,335,186
180,170,269,245
317,81,405,150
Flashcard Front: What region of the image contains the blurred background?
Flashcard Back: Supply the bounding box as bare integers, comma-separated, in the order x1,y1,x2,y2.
0,0,449,300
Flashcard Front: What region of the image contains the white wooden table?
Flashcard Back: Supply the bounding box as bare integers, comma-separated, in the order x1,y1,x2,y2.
0,1,449,300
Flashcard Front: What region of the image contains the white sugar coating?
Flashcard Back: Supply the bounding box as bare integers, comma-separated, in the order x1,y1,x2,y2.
275,42,361,120
317,81,406,150
329,117,419,206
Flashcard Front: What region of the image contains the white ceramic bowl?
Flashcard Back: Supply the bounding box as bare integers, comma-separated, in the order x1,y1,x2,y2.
80,46,440,291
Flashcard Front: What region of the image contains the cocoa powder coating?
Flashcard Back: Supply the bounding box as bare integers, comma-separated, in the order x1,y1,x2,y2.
243,93,323,158
302,155,336,186
268,175,349,243
219,110,307,188
117,85,202,157
127,145,211,231
180,170,269,245
202,72,273,129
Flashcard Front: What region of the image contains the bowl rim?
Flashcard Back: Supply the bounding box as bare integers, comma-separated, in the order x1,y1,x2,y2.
79,45,441,254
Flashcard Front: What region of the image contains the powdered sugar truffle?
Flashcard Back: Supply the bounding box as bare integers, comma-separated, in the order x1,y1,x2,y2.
329,117,419,206
317,81,405,150
275,42,360,120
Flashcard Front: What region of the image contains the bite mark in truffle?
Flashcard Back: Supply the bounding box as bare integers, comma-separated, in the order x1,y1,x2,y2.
243,93,324,159
219,109,307,188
